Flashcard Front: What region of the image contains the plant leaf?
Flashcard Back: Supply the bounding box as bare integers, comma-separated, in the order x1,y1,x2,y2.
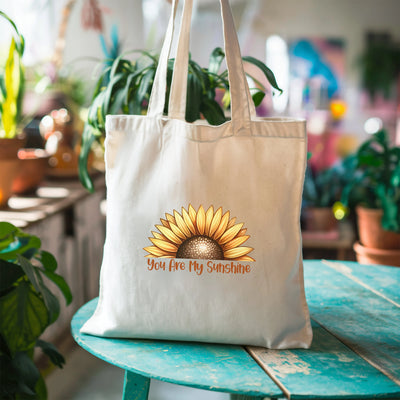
17,255,61,324
11,351,40,396
17,255,41,293
0,281,48,353
34,269,60,324
242,55,283,93
37,250,57,272
251,90,265,107
185,73,202,122
36,339,65,369
0,259,24,292
209,47,225,75
0,235,41,262
200,98,226,125
78,125,96,192
40,270,72,306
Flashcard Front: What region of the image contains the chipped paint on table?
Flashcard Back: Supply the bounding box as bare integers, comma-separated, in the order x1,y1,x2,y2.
71,298,282,399
304,260,400,386
71,260,400,399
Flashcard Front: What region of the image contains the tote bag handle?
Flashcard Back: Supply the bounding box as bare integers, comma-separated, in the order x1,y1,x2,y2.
148,0,256,135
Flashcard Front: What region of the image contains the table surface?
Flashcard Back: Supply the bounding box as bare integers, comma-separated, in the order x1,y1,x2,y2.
71,260,400,399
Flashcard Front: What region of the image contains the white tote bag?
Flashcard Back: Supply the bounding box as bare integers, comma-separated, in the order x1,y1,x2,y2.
81,0,312,349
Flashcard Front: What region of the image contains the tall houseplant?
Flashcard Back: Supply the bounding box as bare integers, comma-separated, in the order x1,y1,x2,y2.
79,48,282,191
0,11,27,206
0,222,72,399
0,11,25,139
341,129,400,265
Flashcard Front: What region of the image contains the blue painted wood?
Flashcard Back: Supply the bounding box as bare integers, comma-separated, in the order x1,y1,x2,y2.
304,260,400,386
248,319,400,399
71,261,400,399
71,298,282,399
122,371,150,400
320,260,400,304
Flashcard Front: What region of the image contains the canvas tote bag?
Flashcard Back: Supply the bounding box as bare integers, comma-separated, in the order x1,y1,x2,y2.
81,0,313,349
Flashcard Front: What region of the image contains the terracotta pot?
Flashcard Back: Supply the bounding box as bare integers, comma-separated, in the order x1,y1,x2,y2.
356,206,400,249
0,137,25,208
304,207,337,232
0,136,25,159
12,149,50,194
0,159,20,207
354,241,400,267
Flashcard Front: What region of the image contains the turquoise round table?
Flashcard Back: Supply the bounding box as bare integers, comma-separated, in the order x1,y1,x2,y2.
71,260,400,400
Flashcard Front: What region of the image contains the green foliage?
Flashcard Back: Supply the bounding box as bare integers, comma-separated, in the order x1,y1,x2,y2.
79,48,282,191
303,155,357,208
359,33,400,101
0,222,72,399
341,129,400,232
0,11,25,139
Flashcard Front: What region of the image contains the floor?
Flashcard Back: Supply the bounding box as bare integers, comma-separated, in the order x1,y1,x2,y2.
46,343,230,400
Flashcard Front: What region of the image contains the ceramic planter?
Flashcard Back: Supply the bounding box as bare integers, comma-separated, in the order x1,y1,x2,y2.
0,137,25,207
303,207,337,232
354,206,400,266
356,206,400,249
353,241,400,267
12,148,50,194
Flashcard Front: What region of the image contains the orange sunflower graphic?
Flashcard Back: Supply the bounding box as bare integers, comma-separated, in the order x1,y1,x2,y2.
144,205,255,261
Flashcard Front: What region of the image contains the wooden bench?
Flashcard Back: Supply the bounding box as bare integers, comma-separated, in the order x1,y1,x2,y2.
71,260,400,399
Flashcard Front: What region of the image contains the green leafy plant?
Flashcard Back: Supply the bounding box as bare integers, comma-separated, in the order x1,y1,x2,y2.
79,48,282,191
0,11,26,139
359,32,400,102
341,129,400,232
0,222,72,399
303,155,357,208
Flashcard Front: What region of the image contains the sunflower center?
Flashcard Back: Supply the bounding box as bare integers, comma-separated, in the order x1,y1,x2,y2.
176,235,224,260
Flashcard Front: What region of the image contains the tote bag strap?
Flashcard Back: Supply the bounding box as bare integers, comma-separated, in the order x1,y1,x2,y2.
147,0,179,118
148,0,256,135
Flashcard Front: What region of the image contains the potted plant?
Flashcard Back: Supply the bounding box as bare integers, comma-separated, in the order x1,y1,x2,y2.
359,32,400,103
78,48,282,191
0,11,27,206
0,12,50,202
341,129,400,266
302,156,356,232
0,222,72,399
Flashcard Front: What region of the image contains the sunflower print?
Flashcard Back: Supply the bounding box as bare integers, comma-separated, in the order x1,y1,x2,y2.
144,205,255,261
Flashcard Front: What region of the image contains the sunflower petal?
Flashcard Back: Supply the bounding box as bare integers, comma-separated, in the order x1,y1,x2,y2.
165,213,176,225
182,207,196,235
237,228,247,237
156,225,182,244
160,218,170,228
143,246,173,257
213,211,230,240
169,221,186,240
223,235,250,250
209,207,222,237
204,206,214,235
219,223,244,245
227,217,237,229
152,231,168,241
234,255,255,262
188,204,197,226
150,238,178,253
224,246,253,259
174,210,191,238
196,205,206,235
